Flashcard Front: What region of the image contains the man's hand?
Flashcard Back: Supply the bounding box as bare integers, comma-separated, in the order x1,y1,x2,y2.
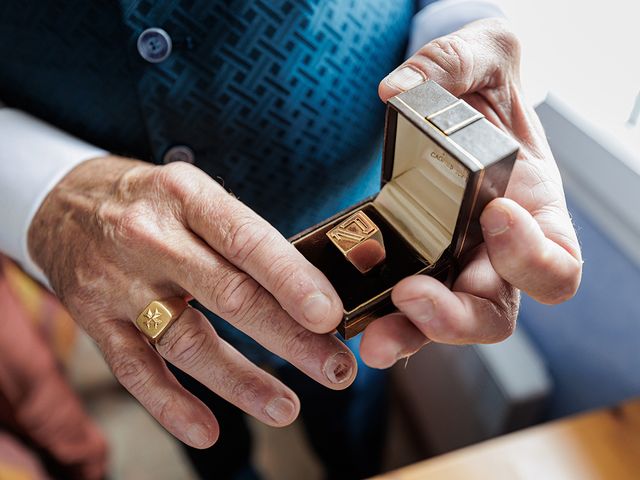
361,18,582,367
28,157,356,448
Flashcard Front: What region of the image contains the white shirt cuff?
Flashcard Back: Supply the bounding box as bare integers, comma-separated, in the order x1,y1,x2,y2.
409,0,505,55
0,108,107,286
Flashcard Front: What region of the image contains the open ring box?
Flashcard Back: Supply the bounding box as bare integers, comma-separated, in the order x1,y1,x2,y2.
291,81,519,339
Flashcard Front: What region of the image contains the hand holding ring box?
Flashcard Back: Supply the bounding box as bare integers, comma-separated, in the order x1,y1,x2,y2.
291,81,518,339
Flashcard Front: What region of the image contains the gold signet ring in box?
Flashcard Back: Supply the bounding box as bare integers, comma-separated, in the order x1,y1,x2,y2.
135,297,188,343
327,210,386,274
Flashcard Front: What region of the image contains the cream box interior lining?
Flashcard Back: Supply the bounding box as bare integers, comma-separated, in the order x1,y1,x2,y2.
374,115,468,263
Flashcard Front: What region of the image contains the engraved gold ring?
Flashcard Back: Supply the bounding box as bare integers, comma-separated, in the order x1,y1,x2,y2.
135,297,188,343
327,210,386,274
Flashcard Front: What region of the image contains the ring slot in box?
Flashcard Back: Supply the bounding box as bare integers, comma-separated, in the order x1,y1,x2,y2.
291,80,519,339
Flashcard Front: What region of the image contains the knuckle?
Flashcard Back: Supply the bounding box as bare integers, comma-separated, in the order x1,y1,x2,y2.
110,355,153,394
154,162,216,224
267,257,300,298
281,326,315,364
151,163,199,221
419,34,474,89
213,271,263,320
154,397,172,425
111,203,158,247
230,373,265,405
149,392,177,427
223,214,271,264
183,178,227,224
154,162,197,199
158,322,211,368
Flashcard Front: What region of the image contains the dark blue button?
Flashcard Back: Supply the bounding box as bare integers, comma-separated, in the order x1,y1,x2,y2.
137,28,172,63
163,145,195,164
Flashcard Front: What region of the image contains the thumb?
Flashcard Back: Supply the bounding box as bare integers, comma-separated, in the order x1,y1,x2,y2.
379,18,520,102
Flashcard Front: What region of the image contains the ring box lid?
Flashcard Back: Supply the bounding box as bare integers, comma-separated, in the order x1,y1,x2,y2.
375,80,519,264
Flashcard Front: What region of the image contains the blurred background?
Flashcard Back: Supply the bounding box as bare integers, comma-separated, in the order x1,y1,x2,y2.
1,0,638,479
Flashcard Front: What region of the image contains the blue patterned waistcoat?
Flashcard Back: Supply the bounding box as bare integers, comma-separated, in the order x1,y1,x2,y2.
0,0,413,235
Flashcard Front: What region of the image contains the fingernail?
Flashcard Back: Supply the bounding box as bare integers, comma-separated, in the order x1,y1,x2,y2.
303,292,332,324
186,424,211,448
482,206,511,236
397,298,435,325
265,397,296,424
324,352,354,384
386,66,426,92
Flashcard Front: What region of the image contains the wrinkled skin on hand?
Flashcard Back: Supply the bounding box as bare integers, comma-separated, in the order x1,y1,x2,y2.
28,157,357,449
360,18,582,368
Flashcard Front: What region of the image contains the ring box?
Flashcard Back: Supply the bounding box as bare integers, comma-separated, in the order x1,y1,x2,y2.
291,81,519,339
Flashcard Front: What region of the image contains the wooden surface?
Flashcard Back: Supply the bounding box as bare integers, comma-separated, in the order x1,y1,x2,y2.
376,399,640,480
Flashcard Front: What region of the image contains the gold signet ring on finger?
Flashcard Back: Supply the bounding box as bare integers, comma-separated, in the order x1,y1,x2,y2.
135,297,188,343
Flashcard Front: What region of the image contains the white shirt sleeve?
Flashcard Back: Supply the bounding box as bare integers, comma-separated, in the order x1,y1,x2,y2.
0,108,107,286
409,0,505,55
